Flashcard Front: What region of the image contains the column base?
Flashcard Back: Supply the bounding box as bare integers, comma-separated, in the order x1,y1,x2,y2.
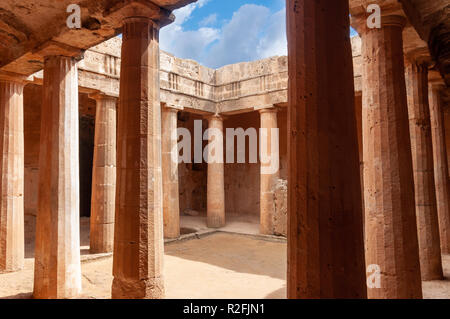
260,226,273,236
111,277,164,299
260,192,276,235
164,231,180,240
90,222,114,254
0,264,23,274
421,264,444,281
207,215,225,228
33,276,82,299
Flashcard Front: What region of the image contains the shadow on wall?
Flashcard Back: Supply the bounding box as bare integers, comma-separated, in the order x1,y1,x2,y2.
79,115,95,218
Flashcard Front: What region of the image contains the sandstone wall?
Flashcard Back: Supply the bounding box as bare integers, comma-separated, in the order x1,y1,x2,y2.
224,112,261,216
177,113,208,215
223,109,288,221
273,179,287,236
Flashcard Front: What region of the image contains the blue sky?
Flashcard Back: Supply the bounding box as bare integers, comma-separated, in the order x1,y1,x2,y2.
160,0,357,69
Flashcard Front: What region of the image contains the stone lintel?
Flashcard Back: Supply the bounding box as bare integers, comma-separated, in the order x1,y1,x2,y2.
351,6,407,35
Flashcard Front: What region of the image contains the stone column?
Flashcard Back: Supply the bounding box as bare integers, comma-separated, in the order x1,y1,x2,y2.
0,74,25,273
429,83,450,254
112,17,164,299
34,55,82,299
89,93,117,253
206,115,225,228
405,60,443,280
162,105,180,239
359,15,422,298
287,0,366,298
259,108,279,235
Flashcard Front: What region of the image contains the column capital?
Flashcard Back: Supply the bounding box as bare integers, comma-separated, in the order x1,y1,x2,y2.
89,91,118,102
405,47,433,68
258,107,279,115
122,16,160,28
161,103,182,113
381,15,407,28
0,76,25,273
205,114,225,122
429,82,446,91
352,14,407,35
105,0,174,28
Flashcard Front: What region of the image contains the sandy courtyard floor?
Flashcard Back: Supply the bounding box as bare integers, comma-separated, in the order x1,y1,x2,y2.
0,232,287,299
1,215,450,299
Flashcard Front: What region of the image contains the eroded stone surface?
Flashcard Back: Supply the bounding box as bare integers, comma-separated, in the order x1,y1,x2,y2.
287,0,366,299
206,116,225,228
406,61,443,280
90,94,117,254
112,17,164,299
259,108,279,235
0,78,24,273
34,56,82,299
162,106,180,239
429,83,450,254
360,14,422,299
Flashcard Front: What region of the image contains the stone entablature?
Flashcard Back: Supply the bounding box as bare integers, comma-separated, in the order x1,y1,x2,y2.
25,36,363,115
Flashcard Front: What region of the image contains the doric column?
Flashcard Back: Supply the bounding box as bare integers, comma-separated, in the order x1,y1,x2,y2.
405,59,443,280
359,14,422,298
0,73,25,273
89,93,117,253
287,0,366,298
206,115,225,228
162,105,180,239
259,108,279,235
33,55,82,299
112,17,164,299
429,82,450,254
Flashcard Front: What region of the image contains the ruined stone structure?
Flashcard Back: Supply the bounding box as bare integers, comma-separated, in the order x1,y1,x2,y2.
0,0,449,300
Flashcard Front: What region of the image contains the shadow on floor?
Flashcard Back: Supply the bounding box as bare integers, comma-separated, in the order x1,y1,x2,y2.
165,232,287,280
265,285,287,299
24,215,92,259
1,292,32,299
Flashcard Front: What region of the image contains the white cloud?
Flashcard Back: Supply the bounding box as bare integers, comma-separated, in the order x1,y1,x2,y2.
205,4,287,68
160,2,287,69
160,0,219,62
256,9,287,59
172,0,210,25
199,13,218,27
